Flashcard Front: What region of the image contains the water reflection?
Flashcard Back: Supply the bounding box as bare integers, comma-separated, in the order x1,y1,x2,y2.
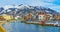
2,21,60,32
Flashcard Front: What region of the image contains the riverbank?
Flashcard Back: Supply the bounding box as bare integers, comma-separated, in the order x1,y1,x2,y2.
0,20,60,32
2,21,60,32
21,21,60,27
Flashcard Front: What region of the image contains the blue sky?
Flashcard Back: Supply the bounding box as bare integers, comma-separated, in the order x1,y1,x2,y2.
0,0,60,12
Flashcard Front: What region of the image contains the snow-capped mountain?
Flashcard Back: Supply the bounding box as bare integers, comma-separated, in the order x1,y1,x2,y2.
0,4,59,16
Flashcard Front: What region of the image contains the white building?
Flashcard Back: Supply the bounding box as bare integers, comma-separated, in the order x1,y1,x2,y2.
15,16,20,20
38,14,45,21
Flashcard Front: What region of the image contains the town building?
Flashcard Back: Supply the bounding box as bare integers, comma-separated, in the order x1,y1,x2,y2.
24,13,32,21
47,14,54,21
37,11,47,24
1,14,13,20
0,16,5,21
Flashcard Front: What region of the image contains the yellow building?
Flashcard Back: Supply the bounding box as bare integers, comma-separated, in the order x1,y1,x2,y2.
2,14,13,20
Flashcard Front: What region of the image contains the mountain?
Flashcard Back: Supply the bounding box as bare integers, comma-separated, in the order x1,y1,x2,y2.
0,5,59,16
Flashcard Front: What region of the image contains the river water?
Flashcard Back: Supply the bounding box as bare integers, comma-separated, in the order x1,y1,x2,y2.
2,21,60,32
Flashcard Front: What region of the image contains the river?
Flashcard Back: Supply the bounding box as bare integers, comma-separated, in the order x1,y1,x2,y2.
2,21,60,32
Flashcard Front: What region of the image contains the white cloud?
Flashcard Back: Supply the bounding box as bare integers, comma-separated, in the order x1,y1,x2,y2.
42,0,56,3
30,0,60,12
29,0,55,6
3,5,14,10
